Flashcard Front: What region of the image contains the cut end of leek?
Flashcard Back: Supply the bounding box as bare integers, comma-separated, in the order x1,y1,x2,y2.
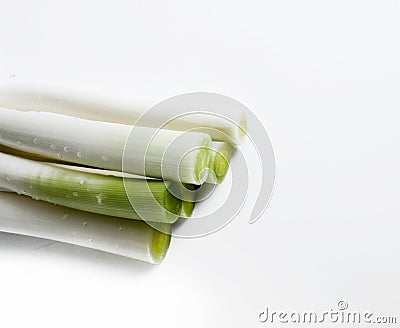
195,141,211,183
164,187,183,217
182,200,196,217
206,142,235,184
150,228,172,264
181,184,199,217
213,150,230,181
238,114,248,138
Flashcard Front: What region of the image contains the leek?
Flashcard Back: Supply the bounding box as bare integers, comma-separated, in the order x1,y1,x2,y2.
0,143,78,166
0,152,182,223
57,164,198,218
0,85,247,144
206,142,235,184
181,184,198,217
0,107,211,185
0,192,171,264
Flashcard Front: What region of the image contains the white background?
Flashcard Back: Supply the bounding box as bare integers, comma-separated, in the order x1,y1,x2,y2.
1,1,400,327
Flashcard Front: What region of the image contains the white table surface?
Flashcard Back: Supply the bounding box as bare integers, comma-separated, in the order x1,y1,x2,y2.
0,1,399,327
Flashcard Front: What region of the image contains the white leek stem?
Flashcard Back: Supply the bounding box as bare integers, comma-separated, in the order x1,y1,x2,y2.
0,192,171,264
0,106,211,184
0,84,247,144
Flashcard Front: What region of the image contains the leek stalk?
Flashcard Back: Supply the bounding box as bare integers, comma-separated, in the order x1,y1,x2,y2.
0,85,246,144
0,152,182,223
0,192,171,264
0,107,211,185
206,142,235,184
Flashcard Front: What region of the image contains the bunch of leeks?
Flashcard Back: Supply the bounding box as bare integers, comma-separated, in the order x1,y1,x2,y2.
0,88,243,263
